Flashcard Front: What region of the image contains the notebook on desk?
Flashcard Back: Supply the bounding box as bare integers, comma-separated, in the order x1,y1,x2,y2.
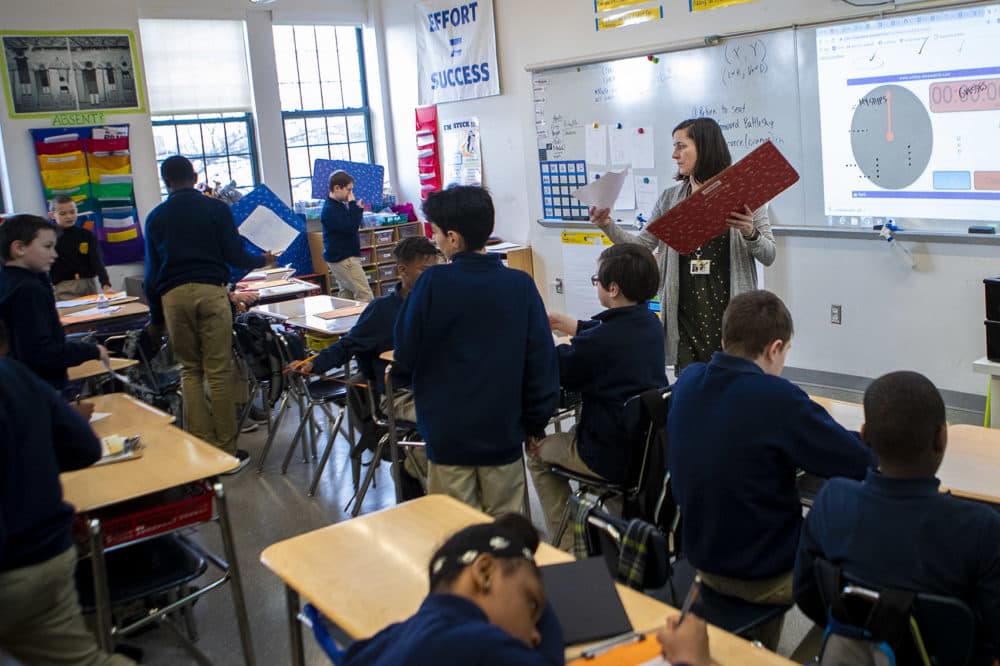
541,557,632,645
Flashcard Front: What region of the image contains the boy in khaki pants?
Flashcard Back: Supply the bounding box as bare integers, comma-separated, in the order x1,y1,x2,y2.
321,170,373,302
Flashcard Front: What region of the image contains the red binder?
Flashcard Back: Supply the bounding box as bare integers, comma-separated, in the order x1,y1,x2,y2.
645,140,799,255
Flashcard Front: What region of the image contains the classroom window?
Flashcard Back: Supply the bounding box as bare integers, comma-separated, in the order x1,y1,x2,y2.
140,19,258,198
273,25,373,204
151,113,260,198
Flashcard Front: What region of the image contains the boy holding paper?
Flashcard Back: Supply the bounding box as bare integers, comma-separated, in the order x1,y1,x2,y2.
144,155,274,466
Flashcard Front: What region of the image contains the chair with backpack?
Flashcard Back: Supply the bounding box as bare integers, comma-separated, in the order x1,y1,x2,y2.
232,310,288,435
101,329,182,421
549,386,672,547
808,557,976,666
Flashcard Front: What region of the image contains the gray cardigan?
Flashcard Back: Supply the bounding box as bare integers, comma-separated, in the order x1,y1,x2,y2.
602,182,776,365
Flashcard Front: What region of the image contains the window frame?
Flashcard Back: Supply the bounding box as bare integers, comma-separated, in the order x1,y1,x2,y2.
150,111,260,197
274,25,374,204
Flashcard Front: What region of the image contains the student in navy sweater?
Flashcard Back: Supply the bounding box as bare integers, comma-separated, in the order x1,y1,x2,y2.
794,371,1000,661
0,325,133,665
48,195,113,300
669,290,874,649
144,155,274,465
344,513,563,665
321,170,374,302
0,214,107,390
529,243,666,549
394,186,559,516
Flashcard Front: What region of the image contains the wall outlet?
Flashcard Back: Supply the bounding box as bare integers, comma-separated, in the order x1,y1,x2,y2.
831,304,842,325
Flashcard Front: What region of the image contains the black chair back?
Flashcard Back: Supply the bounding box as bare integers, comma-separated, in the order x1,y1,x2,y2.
814,558,976,666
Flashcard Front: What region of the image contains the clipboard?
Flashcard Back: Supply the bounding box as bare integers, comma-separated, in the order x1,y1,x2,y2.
541,557,632,645
645,141,799,255
315,305,367,320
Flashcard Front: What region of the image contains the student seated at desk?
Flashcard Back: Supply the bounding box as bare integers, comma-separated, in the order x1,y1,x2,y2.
794,371,1000,662
669,290,874,649
528,244,666,549
295,237,440,483
0,214,108,391
0,323,134,665
394,186,559,516
343,513,563,665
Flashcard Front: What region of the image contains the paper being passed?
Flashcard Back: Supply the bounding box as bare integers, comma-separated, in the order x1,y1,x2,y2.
572,168,629,210
239,205,300,255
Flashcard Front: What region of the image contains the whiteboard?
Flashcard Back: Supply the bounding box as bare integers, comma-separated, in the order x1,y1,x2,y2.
534,31,804,227
532,2,1000,234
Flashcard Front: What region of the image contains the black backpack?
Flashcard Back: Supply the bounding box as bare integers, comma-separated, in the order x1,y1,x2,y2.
233,311,286,408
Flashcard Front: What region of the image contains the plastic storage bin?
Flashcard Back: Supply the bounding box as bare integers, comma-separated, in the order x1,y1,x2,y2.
358,229,374,248
375,246,396,263
373,228,395,245
359,247,374,266
377,263,398,281
397,222,422,239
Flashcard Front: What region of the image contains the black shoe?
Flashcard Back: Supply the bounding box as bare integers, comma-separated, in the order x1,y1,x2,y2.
222,449,251,475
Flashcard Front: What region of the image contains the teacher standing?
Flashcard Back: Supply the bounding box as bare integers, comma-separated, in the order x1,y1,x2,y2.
591,117,776,371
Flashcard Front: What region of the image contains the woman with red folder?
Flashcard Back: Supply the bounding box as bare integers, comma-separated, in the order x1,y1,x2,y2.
591,117,775,373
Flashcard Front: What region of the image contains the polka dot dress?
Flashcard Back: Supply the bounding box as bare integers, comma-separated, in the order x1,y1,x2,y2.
677,230,731,370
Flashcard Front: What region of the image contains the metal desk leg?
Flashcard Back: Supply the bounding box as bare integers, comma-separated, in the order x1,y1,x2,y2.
384,364,404,504
214,482,257,666
286,586,305,666
87,518,114,653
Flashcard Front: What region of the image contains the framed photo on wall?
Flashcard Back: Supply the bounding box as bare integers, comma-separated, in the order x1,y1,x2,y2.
0,30,146,118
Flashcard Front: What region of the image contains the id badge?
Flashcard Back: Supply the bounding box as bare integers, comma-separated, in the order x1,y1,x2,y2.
690,259,711,275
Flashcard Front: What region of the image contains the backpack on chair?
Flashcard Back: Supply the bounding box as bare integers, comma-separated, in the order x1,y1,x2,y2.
233,311,286,409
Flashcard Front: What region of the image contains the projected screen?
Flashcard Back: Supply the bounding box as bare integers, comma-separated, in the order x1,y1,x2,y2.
817,5,1000,226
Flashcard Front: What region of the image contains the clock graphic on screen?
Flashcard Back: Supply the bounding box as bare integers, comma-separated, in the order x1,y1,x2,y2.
850,84,933,190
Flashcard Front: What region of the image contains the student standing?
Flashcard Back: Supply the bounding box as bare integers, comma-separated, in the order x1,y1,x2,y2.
144,155,273,468
394,186,559,516
321,170,374,302
794,371,1000,661
591,117,776,372
668,290,874,648
0,214,108,391
528,244,666,548
48,195,114,300
0,323,134,666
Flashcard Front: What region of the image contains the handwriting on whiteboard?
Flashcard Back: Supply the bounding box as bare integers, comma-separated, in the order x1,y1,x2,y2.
723,39,769,87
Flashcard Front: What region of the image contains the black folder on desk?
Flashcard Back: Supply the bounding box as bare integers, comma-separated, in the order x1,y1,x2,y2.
541,557,632,645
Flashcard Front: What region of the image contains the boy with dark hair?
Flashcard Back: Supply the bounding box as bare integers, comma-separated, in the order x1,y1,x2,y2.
794,371,1000,659
529,243,666,548
668,290,874,648
321,170,374,302
0,321,134,665
297,236,439,413
145,155,274,468
0,214,108,390
48,195,113,300
394,186,559,516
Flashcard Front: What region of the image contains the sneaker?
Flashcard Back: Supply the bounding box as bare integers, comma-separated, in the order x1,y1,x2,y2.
222,449,251,475
240,421,259,433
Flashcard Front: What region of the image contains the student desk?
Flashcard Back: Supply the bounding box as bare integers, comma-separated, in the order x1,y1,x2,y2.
939,425,1000,505
260,494,795,666
67,357,138,382
60,300,150,335
60,393,256,663
235,276,320,304
251,294,361,321
811,396,1000,506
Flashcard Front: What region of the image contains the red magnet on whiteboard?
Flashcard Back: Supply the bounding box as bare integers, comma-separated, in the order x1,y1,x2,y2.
646,55,653,61
638,127,645,134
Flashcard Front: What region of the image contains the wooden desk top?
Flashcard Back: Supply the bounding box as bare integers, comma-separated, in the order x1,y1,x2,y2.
812,397,1000,505
252,295,361,321
261,495,793,666
379,350,394,362
67,357,139,382
810,395,864,432
60,301,149,331
940,425,1000,505
61,394,236,512
379,333,567,365
285,314,359,337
